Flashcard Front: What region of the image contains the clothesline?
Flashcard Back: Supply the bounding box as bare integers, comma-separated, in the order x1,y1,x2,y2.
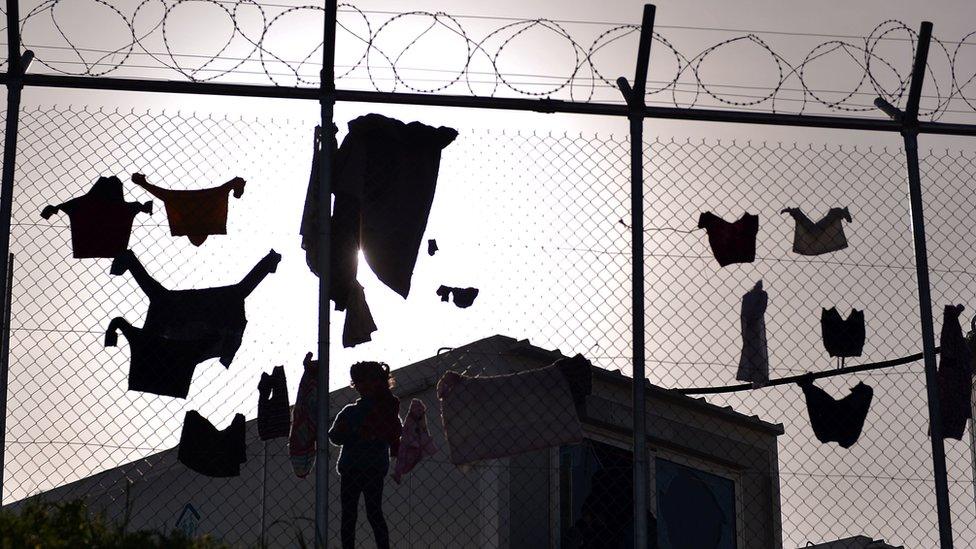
676,346,939,395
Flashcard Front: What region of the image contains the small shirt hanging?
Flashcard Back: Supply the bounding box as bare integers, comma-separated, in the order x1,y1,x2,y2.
130,173,245,246
821,307,866,357
781,207,852,256
40,176,152,258
258,366,291,441
798,378,872,448
697,212,759,266
178,411,246,477
736,281,769,387
105,317,219,399
937,304,972,440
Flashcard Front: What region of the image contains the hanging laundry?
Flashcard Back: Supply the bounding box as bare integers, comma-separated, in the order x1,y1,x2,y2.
436,285,479,308
178,411,246,477
40,176,153,258
335,114,458,296
299,125,334,280
697,211,758,267
821,307,866,358
392,399,438,484
798,378,873,448
781,207,852,256
937,304,973,440
301,117,457,348
258,365,291,441
437,354,591,465
342,282,377,348
289,352,318,477
109,249,281,366
105,317,219,399
130,173,245,246
736,281,769,387
427,239,438,256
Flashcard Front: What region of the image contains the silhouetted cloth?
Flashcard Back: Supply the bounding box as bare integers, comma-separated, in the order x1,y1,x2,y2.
342,282,377,348
393,399,438,484
799,379,873,448
427,239,438,256
436,285,479,308
302,118,457,347
105,317,218,399
328,392,402,474
782,207,852,256
697,212,758,266
109,249,280,366
660,472,724,549
40,176,152,258
178,411,246,477
736,281,769,386
437,354,591,465
131,175,245,246
821,307,866,358
938,304,973,440
258,366,291,441
289,355,318,477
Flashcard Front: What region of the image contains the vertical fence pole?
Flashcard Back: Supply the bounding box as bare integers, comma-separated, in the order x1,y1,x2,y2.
315,1,338,547
0,0,25,503
616,5,655,548
0,253,12,502
875,21,953,549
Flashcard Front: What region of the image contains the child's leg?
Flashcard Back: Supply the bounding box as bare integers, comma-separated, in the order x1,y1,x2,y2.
340,471,363,549
363,469,390,549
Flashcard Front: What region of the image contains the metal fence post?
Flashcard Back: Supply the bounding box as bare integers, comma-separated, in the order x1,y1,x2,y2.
0,0,26,503
616,5,655,547
314,1,338,547
875,21,954,549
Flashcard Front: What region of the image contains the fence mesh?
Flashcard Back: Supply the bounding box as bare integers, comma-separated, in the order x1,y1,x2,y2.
1,105,976,548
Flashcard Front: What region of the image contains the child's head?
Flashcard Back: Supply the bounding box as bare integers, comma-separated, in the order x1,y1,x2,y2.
350,361,394,397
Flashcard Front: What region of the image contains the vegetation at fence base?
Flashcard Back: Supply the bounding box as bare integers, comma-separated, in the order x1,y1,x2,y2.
0,499,229,549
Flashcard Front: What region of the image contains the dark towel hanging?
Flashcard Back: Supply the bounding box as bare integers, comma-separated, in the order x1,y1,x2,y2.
821,307,866,357
109,249,280,366
301,116,457,348
258,366,291,441
178,411,246,477
40,176,152,258
736,281,769,386
781,207,852,256
937,304,973,440
798,378,873,448
436,285,479,308
130,173,245,246
697,212,758,266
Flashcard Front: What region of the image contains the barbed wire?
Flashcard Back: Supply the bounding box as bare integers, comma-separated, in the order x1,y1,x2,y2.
7,1,976,120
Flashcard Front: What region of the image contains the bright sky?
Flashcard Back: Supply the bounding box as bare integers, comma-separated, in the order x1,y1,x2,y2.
4,0,976,547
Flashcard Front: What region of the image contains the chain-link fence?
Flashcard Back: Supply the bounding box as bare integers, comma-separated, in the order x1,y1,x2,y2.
2,104,976,548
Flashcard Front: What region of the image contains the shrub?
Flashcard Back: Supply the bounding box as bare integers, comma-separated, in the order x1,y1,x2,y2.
0,498,229,548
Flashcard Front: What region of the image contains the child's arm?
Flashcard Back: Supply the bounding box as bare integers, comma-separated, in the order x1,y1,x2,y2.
328,407,356,446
